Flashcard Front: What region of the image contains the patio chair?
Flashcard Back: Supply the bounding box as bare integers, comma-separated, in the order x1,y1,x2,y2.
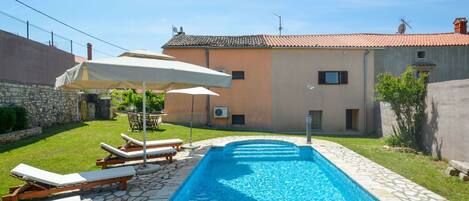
127,112,140,132
96,143,176,169
147,115,159,130
119,133,183,151
1,163,135,201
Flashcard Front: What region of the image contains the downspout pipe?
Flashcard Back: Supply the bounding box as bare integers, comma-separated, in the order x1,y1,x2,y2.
205,47,211,127
363,49,370,134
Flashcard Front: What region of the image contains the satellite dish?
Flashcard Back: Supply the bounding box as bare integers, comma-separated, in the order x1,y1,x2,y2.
397,18,412,34
172,26,178,34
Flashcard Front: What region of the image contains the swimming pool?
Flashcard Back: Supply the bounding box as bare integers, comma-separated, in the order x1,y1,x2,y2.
171,140,377,201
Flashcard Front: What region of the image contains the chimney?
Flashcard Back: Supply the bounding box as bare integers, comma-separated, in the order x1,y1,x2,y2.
87,43,92,60
454,17,467,34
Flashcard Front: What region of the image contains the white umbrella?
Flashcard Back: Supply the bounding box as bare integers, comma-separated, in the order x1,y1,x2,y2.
55,50,231,166
167,87,219,148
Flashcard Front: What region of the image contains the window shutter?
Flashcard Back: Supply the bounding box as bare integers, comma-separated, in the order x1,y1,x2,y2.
340,71,348,84
318,71,325,84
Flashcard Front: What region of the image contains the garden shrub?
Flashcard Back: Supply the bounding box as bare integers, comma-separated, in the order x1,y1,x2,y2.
0,107,16,134
384,135,402,147
11,106,28,130
376,67,427,149
111,89,164,112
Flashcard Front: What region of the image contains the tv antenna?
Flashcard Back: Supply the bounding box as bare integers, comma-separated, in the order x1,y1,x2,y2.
172,25,178,36
273,13,283,36
397,18,412,34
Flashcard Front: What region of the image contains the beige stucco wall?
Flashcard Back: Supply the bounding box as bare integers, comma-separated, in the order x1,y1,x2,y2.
162,48,209,125
271,48,374,134
163,48,273,130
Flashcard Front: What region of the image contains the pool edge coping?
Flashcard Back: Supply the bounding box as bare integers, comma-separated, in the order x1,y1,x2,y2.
160,136,447,201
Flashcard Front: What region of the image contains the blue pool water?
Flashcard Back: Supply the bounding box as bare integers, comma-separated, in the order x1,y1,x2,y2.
171,140,377,201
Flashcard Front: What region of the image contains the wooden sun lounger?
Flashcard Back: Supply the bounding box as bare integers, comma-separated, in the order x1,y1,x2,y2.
119,133,183,151
96,143,177,169
2,164,135,201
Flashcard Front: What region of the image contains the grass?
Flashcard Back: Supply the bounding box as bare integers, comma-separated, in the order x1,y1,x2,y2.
0,115,467,200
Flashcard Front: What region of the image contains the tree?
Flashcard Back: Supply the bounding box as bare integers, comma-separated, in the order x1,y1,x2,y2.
376,67,427,149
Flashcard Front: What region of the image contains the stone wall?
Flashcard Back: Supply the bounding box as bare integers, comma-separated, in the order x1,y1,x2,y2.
0,81,79,127
379,79,469,162
0,127,42,144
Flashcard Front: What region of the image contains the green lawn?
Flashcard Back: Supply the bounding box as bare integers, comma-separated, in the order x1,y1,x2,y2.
0,115,467,200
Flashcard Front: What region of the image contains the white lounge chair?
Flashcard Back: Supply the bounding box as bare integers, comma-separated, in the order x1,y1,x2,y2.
52,195,81,201
96,143,176,168
120,133,183,151
2,164,134,201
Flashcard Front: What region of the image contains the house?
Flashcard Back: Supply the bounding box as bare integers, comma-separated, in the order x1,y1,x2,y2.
162,17,469,134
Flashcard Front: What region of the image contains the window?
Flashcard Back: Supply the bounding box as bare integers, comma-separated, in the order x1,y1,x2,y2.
232,114,245,125
232,71,245,80
416,51,426,59
308,110,322,130
325,72,339,84
346,109,359,130
318,71,348,85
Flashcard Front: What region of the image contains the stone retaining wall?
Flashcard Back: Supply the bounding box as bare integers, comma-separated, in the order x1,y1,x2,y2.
0,127,42,144
0,81,79,127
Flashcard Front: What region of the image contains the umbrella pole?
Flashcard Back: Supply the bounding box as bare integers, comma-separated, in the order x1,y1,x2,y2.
190,95,194,146
142,82,147,167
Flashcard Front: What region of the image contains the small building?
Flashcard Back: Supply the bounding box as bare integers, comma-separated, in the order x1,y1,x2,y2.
162,18,469,134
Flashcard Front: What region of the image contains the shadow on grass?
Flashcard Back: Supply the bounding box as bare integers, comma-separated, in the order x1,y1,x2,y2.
0,122,87,153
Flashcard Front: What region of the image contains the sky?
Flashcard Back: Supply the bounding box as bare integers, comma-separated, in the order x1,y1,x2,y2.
0,0,468,59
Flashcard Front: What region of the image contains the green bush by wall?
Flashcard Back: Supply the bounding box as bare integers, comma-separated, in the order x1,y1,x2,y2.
11,106,27,130
0,106,28,134
0,107,16,134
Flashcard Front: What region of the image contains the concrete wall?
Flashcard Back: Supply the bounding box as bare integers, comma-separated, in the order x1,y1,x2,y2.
373,46,469,135
422,79,469,162
374,46,469,83
378,79,469,162
271,49,374,133
163,48,273,130
0,30,76,86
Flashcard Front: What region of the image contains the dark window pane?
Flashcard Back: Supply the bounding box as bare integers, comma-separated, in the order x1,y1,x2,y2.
308,110,322,129
325,72,339,84
232,114,245,125
232,71,245,80
417,51,426,59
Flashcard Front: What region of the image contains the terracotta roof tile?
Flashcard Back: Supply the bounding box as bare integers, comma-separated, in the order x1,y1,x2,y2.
163,33,469,48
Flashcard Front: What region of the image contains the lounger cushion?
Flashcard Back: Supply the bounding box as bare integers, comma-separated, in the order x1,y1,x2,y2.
101,143,176,158
62,166,135,185
11,163,135,187
11,164,64,186
51,195,81,201
121,134,183,147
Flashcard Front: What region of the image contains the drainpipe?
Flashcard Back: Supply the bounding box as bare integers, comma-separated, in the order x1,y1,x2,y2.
205,47,211,127
363,49,370,134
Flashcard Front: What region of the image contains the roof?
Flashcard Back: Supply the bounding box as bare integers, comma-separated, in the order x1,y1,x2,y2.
119,50,175,60
163,33,469,49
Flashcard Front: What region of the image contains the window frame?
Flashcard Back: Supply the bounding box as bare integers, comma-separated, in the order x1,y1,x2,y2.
231,114,245,125
231,71,245,80
318,71,348,85
416,50,427,60
308,110,322,130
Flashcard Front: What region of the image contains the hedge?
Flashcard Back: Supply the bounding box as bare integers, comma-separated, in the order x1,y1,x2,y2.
0,106,28,134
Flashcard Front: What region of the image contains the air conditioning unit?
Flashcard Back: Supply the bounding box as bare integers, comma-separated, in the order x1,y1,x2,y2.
214,106,228,118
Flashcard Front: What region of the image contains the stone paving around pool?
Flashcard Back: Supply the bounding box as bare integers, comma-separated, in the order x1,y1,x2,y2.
49,136,447,201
